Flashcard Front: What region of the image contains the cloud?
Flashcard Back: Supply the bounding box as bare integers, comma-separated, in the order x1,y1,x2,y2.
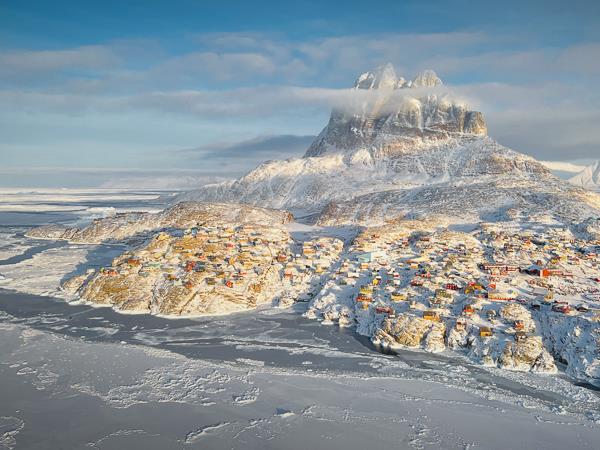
186,134,316,160
0,45,119,83
0,82,462,118
174,134,317,174
154,51,278,82
0,165,232,189
99,174,229,189
421,43,600,81
450,80,600,161
539,161,587,173
2,30,600,173
0,85,347,116
0,31,492,91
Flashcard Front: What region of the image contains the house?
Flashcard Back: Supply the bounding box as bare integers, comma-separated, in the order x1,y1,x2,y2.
356,250,386,263
356,294,372,302
479,326,493,337
435,289,452,299
514,331,527,341
108,268,120,276
391,292,407,302
359,285,373,295
462,305,475,316
423,310,441,321
540,268,563,278
375,306,393,315
356,252,373,263
126,258,141,267
455,319,467,331
552,303,572,314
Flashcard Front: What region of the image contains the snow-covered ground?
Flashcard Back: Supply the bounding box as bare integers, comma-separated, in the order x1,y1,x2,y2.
1,292,600,449
1,190,599,448
569,161,600,191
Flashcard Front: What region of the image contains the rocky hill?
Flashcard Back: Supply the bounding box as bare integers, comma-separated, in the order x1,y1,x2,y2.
180,64,600,226
26,202,292,244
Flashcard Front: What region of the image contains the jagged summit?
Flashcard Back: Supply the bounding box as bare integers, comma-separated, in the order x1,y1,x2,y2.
354,63,399,90
353,64,443,90
305,63,485,158
411,69,443,88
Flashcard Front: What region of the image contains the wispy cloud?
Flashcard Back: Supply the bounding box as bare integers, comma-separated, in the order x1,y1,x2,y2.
539,161,587,173
1,29,600,180
184,134,316,159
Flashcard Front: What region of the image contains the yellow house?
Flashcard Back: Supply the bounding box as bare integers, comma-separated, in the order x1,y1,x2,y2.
423,310,440,322
359,285,373,295
391,292,407,302
479,326,493,337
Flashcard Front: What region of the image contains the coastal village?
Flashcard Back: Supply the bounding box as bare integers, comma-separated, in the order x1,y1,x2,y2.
52,204,599,380
64,220,343,316
306,219,600,377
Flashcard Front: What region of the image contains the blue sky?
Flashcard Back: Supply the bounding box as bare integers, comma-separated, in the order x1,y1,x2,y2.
1,0,599,187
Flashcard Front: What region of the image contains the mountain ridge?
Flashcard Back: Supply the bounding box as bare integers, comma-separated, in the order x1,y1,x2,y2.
180,64,600,228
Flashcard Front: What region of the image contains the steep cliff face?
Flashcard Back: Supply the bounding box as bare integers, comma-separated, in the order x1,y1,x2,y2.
305,65,486,158
180,64,600,225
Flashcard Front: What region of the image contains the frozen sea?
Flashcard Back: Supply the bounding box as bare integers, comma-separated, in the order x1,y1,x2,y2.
0,189,599,449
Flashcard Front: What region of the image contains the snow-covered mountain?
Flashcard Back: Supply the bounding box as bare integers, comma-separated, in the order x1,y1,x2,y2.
180,64,600,226
569,161,600,191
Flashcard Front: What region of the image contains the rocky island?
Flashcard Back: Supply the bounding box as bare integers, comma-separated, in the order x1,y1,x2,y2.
21,65,600,386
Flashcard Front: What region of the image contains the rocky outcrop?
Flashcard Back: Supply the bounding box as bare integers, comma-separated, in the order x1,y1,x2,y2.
537,313,600,382
447,326,469,350
373,314,446,353
69,223,294,316
499,336,558,374
500,303,536,332
26,224,78,241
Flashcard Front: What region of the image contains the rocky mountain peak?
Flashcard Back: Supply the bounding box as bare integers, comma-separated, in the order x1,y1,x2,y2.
305,64,486,158
411,69,443,88
178,64,600,229
354,63,398,90
354,64,444,90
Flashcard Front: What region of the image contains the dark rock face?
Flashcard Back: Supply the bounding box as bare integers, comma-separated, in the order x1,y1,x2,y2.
305,65,487,158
